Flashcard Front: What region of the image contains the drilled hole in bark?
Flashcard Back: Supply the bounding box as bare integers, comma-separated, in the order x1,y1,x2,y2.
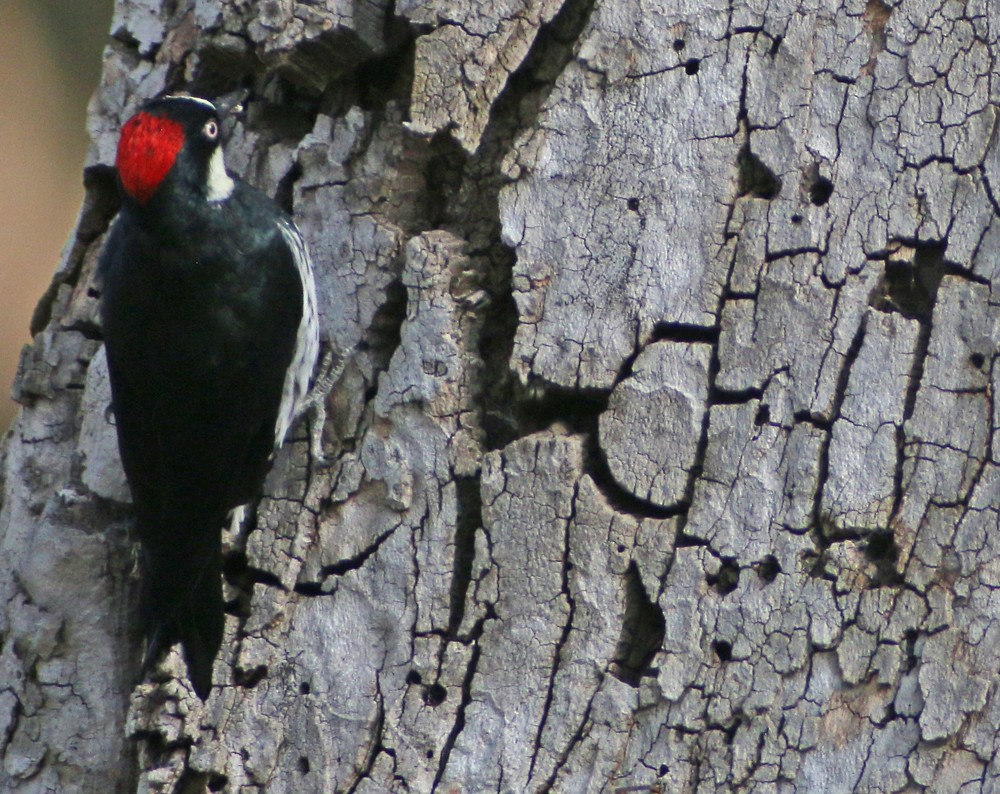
423,683,447,706
673,38,686,51
712,639,733,662
298,756,310,774
871,241,946,322
754,404,771,426
299,681,311,695
790,214,803,225
426,749,435,759
617,544,627,553
737,145,781,200
208,774,228,792
406,669,423,686
810,176,834,206
234,665,267,688
970,352,986,369
627,197,640,212
659,764,670,776
865,531,898,563
612,562,666,687
866,530,903,587
757,554,781,582
684,58,701,75
707,557,740,595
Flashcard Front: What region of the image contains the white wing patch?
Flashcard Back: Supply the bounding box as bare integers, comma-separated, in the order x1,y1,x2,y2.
275,218,320,448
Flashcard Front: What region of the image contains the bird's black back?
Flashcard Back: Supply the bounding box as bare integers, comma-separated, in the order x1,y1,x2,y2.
100,177,304,697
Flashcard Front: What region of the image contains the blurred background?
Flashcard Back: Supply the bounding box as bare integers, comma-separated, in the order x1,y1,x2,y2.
1,0,112,430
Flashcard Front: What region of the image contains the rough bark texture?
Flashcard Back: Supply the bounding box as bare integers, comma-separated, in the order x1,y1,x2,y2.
2,0,1000,791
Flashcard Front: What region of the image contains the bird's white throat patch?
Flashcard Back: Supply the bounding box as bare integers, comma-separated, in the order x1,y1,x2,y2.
206,147,235,202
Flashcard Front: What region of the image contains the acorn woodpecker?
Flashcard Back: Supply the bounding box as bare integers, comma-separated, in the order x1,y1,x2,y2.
99,95,321,699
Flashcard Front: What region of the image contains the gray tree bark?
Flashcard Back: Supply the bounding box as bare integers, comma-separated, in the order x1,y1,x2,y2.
2,0,999,791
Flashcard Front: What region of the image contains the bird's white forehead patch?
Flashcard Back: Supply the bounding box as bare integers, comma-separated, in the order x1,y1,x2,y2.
206,146,235,202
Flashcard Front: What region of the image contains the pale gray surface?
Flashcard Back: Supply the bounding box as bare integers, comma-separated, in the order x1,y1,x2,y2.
600,341,711,507
3,0,1000,791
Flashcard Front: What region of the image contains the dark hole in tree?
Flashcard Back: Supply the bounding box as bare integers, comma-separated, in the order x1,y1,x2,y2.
208,774,228,792
791,214,803,225
426,749,435,759
299,681,311,695
865,531,898,563
737,144,781,200
234,665,267,689
707,557,740,595
866,529,903,588
673,38,686,51
405,669,423,686
757,554,781,583
970,352,986,369
684,58,701,75
769,35,783,57
659,764,670,776
871,241,946,323
713,639,733,662
810,175,834,206
627,197,640,212
611,562,666,687
298,757,310,774
423,683,447,706
754,404,771,426
617,544,627,553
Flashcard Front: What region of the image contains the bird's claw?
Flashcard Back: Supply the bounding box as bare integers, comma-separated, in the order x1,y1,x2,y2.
303,344,345,467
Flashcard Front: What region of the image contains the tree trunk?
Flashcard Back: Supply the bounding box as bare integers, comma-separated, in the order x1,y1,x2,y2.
3,0,999,790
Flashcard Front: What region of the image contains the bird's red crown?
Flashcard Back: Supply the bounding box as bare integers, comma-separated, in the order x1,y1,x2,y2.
116,111,186,205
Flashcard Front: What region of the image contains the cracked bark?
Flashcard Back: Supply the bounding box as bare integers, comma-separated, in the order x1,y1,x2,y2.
3,0,1000,791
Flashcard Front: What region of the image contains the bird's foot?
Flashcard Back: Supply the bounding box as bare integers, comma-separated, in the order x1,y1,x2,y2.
303,345,345,467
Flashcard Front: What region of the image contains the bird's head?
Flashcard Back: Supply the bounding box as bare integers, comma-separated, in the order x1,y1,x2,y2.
115,95,236,207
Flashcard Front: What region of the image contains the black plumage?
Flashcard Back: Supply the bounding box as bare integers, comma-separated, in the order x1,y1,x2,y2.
99,96,318,698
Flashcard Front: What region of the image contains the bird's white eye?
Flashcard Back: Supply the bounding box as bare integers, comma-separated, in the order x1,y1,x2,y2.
203,120,219,139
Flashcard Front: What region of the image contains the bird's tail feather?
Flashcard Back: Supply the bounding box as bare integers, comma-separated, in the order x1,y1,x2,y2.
139,533,224,700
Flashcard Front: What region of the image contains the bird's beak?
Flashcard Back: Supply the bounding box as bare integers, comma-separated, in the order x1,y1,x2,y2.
214,88,250,119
